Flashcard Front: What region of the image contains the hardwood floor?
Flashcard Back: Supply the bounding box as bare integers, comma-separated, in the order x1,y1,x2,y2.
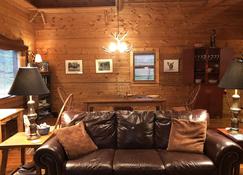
3,116,243,174
6,149,33,174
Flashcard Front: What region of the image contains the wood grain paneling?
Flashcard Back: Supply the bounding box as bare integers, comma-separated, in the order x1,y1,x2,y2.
31,1,243,116
0,0,35,108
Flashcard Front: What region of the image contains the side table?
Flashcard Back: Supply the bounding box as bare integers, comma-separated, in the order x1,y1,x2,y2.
217,128,243,175
0,131,53,175
0,108,24,142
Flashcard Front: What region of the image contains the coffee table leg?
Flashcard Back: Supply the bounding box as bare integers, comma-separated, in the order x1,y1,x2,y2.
1,149,8,175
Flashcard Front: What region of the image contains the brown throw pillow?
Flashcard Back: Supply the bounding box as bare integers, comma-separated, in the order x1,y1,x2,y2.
55,121,97,159
167,118,207,153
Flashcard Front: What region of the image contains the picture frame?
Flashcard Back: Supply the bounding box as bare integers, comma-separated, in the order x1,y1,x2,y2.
65,60,83,74
96,59,113,73
163,59,179,72
40,61,49,72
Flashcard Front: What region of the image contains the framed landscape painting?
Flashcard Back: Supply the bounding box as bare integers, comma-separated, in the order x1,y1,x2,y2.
65,60,83,74
96,59,113,73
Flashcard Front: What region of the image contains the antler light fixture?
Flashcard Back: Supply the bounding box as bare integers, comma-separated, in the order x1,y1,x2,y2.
103,0,132,53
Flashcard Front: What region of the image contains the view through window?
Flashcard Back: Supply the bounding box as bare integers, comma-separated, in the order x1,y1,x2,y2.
0,49,18,98
134,53,155,81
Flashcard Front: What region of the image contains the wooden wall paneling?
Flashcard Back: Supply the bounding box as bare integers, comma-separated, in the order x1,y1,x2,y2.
182,49,194,84
33,1,243,114
219,48,234,79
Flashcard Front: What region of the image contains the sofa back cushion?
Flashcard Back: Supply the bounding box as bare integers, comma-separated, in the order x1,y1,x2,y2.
154,111,171,149
66,111,116,149
83,111,116,149
116,111,155,148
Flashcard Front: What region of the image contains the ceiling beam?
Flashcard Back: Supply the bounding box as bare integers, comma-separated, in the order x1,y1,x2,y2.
27,0,115,8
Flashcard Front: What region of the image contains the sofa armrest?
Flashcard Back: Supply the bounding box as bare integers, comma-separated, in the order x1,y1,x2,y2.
204,129,242,175
34,136,67,175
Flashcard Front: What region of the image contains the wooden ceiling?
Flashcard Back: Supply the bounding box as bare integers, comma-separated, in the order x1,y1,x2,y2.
26,0,116,8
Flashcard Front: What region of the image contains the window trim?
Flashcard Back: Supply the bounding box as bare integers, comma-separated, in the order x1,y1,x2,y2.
130,48,160,84
0,34,27,51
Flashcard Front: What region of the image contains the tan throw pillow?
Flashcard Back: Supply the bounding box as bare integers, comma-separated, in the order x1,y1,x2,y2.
55,121,97,159
167,118,207,153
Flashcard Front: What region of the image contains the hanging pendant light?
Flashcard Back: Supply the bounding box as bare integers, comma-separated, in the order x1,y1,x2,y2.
103,0,132,53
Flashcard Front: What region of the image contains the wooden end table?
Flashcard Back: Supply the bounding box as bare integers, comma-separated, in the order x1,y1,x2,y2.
0,108,24,142
217,128,243,175
217,128,243,147
0,131,53,175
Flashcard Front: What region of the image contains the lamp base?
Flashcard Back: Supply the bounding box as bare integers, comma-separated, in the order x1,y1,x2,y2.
229,90,241,132
26,95,40,140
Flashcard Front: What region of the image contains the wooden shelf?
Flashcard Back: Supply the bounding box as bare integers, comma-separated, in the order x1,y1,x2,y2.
36,71,52,118
182,47,234,118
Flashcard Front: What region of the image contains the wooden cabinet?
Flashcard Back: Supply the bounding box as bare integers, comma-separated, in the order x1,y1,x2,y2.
182,47,233,118
36,72,52,118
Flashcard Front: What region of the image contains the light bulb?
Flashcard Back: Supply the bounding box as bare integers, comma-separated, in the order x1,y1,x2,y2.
108,42,117,52
118,42,128,53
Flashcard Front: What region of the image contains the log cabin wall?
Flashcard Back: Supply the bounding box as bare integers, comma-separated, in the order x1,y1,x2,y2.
0,0,35,108
33,1,243,115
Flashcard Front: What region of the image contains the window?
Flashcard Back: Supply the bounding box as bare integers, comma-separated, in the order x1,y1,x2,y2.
134,53,155,81
0,49,18,98
130,48,159,83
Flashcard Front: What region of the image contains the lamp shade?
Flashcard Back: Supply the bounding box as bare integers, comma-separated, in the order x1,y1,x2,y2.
8,67,49,96
218,58,243,89
34,54,43,63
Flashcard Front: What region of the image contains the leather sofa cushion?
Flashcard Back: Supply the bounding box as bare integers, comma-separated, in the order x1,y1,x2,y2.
65,149,114,175
68,111,116,148
55,122,97,160
113,149,165,175
116,111,155,148
154,111,171,149
158,150,216,175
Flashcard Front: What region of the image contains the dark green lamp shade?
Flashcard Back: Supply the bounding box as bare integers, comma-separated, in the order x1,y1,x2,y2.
8,67,49,95
218,58,243,89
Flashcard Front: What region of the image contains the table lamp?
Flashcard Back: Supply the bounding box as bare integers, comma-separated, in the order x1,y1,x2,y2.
218,58,243,131
8,67,49,139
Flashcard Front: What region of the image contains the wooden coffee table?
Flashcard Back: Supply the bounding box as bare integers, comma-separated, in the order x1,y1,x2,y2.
0,131,53,175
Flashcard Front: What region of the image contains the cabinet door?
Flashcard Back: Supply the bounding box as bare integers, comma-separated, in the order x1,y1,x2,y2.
194,85,223,118
220,48,234,79
182,49,194,84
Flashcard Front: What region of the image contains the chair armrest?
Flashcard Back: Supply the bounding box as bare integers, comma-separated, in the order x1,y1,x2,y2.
34,136,67,175
204,129,242,175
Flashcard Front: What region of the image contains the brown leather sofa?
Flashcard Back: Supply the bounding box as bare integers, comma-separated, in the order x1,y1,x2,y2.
34,110,242,175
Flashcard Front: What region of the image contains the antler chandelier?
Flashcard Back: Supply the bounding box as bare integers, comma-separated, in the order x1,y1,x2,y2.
103,0,132,53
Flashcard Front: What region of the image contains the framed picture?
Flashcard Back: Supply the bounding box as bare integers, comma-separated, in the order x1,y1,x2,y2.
163,59,179,72
65,60,83,74
96,59,113,73
40,61,49,72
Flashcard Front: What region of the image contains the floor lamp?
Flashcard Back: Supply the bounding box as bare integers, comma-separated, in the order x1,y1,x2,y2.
9,67,49,139
219,58,243,131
